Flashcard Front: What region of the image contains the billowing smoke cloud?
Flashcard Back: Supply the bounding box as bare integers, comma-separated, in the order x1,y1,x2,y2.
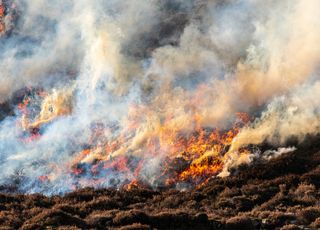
0,0,319,194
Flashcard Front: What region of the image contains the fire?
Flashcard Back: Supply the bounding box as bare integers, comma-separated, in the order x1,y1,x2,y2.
67,109,251,189
16,88,252,189
171,112,250,185
18,88,72,130
0,2,17,35
0,5,5,34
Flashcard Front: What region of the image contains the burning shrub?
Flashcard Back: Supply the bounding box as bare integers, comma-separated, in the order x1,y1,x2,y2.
0,143,318,229
0,0,319,229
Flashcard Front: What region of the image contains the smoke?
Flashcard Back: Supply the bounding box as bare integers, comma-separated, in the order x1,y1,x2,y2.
0,0,319,194
220,81,320,176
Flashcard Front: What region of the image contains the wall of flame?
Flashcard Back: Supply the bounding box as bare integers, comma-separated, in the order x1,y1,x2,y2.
0,0,319,194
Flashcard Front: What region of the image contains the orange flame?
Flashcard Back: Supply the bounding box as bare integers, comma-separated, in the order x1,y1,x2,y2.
67,111,251,189
17,89,252,189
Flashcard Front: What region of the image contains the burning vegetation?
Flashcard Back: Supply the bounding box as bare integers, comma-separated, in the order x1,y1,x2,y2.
0,0,320,229
0,138,319,229
0,0,17,36
15,87,253,190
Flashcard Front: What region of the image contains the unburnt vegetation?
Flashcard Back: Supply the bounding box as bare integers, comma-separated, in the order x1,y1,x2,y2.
0,137,319,229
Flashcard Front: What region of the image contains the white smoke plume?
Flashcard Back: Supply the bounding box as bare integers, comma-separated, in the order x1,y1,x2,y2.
0,0,319,194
